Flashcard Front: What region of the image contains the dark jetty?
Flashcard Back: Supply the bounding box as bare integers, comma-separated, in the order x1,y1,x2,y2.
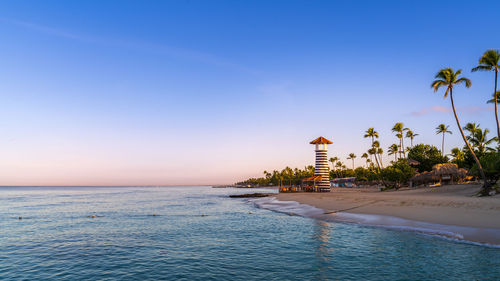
229,193,271,198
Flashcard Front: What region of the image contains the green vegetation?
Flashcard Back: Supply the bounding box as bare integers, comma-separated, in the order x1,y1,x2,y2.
236,166,315,187
379,160,416,190
407,144,448,172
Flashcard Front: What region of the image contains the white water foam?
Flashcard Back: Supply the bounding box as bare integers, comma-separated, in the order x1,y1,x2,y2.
251,197,500,248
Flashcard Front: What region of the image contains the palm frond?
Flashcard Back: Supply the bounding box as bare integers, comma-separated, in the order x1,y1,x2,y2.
486,91,500,104
456,77,472,88
431,80,447,92
471,65,492,72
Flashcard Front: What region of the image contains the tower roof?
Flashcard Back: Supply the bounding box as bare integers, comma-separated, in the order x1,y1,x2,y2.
310,136,333,144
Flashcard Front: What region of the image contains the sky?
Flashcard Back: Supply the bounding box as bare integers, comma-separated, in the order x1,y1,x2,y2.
0,0,499,186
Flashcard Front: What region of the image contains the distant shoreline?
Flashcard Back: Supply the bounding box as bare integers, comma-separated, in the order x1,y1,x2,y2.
273,184,500,245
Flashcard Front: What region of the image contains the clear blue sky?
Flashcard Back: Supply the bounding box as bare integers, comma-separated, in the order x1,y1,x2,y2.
0,0,499,185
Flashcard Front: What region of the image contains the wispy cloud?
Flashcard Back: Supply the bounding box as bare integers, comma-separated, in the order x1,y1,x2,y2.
0,18,258,74
411,105,493,116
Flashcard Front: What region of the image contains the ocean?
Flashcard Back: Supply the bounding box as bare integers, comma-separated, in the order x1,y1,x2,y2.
1,186,499,280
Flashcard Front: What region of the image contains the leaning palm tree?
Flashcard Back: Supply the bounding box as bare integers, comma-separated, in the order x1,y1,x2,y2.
405,130,418,147
347,153,356,170
377,148,384,168
472,49,500,141
364,128,381,170
435,124,452,156
388,144,399,162
431,67,487,194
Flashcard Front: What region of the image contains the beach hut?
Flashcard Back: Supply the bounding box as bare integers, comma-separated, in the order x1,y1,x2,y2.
301,175,323,192
432,163,461,185
310,136,333,192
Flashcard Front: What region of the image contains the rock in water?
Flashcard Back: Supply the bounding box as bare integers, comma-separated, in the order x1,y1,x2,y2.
229,193,271,198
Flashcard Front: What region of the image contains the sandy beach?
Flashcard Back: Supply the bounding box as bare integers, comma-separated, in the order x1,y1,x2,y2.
275,184,500,244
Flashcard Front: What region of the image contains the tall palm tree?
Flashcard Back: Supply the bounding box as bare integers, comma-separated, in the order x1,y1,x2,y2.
388,144,399,162
364,128,381,170
347,153,356,170
392,123,408,158
329,157,338,171
431,67,487,194
472,49,500,142
361,153,369,167
435,124,452,156
405,130,418,147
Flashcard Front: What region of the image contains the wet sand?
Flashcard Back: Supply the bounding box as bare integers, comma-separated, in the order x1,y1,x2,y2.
275,184,500,244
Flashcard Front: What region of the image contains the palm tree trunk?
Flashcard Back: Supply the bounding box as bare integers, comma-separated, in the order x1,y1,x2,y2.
441,133,445,156
401,138,405,158
450,89,488,194
379,154,384,168
352,159,354,170
371,136,381,170
494,70,499,142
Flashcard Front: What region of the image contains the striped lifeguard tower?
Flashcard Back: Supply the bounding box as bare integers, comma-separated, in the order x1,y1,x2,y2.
310,136,333,192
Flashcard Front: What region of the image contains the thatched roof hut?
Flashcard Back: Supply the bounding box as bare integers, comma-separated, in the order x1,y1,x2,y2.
411,163,468,186
432,163,459,176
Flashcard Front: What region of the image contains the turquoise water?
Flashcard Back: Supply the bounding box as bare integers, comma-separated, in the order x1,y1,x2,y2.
1,186,499,280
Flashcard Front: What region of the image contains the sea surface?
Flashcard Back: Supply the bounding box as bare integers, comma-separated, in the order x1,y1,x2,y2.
1,186,500,280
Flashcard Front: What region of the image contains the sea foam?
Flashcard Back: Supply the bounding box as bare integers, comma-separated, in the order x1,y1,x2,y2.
251,196,500,248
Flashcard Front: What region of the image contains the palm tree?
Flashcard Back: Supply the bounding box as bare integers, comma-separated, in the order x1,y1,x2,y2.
392,123,409,158
347,153,356,170
464,122,481,136
361,153,369,167
472,49,500,141
364,128,381,170
431,67,487,194
468,128,498,153
335,161,343,171
329,157,338,171
405,130,418,147
449,147,465,163
377,148,384,168
435,124,452,156
388,144,399,162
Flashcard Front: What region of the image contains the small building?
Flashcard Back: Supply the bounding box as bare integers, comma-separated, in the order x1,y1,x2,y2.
301,175,323,192
331,177,356,188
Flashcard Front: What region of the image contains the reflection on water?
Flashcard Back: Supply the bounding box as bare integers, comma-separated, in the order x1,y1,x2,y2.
313,221,332,280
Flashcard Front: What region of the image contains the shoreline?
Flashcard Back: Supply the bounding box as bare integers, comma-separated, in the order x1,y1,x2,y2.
265,184,500,245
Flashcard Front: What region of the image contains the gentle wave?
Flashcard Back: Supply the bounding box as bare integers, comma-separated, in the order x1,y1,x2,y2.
251,196,500,248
